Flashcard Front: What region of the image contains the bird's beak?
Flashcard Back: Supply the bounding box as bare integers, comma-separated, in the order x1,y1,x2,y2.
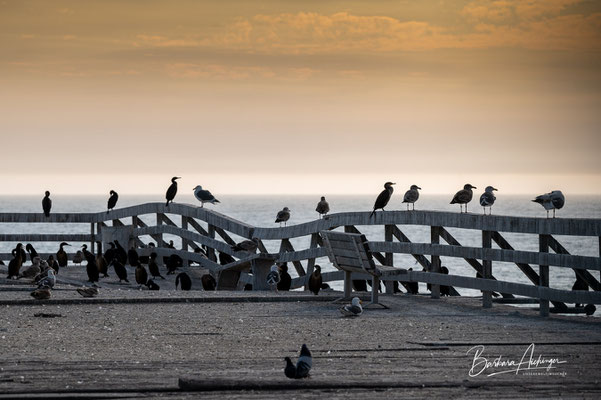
359,300,363,304
417,187,422,190
493,188,498,191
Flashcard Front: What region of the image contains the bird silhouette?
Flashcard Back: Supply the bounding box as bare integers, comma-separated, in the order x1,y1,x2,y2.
165,176,180,206
370,182,395,218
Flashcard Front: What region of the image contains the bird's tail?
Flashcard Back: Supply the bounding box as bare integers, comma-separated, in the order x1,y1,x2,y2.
369,209,376,218
299,344,311,358
165,200,170,207
107,210,110,214
215,199,221,203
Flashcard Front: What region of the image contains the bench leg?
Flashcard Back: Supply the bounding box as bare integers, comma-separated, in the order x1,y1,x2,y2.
365,276,388,309
333,271,353,303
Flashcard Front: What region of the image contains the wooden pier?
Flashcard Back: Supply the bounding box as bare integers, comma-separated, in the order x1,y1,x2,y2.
1,203,601,316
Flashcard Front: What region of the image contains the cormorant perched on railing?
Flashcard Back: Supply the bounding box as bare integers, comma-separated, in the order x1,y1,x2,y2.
451,184,477,213
165,176,180,206
42,191,52,217
107,190,119,213
402,185,421,211
370,182,395,218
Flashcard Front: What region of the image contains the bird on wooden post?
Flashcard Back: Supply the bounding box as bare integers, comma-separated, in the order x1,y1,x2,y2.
165,176,180,206
42,191,52,217
107,190,119,213
479,186,497,215
193,185,220,208
275,207,291,227
315,196,330,219
402,185,421,211
532,190,565,218
370,182,395,218
450,184,477,213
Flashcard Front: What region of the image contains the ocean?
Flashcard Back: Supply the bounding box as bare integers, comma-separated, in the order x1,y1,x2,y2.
1,194,600,309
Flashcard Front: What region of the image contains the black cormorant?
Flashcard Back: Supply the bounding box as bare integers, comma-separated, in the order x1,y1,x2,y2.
148,252,165,279
107,190,119,213
308,265,322,295
165,176,180,206
135,262,148,288
370,182,395,218
277,263,291,291
42,191,52,217
7,243,25,279
82,244,99,284
175,272,192,290
56,242,69,268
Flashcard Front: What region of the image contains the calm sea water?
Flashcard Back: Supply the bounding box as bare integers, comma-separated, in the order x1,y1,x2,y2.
1,194,600,306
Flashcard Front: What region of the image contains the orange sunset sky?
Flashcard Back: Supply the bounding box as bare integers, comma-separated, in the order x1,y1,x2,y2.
1,0,600,195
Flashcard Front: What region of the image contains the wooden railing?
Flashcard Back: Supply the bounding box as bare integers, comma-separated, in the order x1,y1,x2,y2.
1,203,600,316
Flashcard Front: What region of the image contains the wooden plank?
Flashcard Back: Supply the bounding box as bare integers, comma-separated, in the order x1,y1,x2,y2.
390,226,432,270
214,227,237,246
539,234,550,317
280,239,306,277
0,234,96,242
482,230,492,308
186,217,209,236
207,225,216,262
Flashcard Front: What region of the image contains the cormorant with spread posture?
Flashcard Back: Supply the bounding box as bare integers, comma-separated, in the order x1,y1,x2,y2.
165,176,180,206
479,186,498,215
193,185,220,207
56,242,69,269
42,191,52,217
107,190,118,213
402,185,421,211
451,184,477,213
532,190,565,218
308,265,322,295
370,182,395,218
175,272,192,290
315,197,330,218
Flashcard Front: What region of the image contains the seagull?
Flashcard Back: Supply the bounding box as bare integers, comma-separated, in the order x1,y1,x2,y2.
402,185,421,211
193,185,220,208
77,287,99,298
37,268,56,289
231,238,260,253
284,344,312,379
275,207,291,227
340,297,363,317
315,196,330,218
266,265,280,292
479,186,498,215
532,190,565,218
18,256,41,279
450,184,477,213
165,176,180,207
73,250,83,267
370,182,395,218
107,190,119,213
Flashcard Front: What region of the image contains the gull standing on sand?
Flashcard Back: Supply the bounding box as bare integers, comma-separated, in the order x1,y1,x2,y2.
402,185,421,211
42,191,52,217
275,207,291,226
284,344,313,379
532,190,565,218
450,184,477,213
370,182,395,218
165,176,180,206
340,297,363,317
107,190,118,213
193,185,220,208
479,186,498,215
37,268,56,289
315,196,330,218
266,265,281,292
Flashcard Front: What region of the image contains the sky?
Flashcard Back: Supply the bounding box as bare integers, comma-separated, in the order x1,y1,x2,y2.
1,0,600,195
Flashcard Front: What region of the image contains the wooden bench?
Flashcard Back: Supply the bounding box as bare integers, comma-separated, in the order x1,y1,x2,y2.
320,230,407,307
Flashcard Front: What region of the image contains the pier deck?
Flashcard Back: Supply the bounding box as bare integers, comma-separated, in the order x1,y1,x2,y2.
0,279,600,398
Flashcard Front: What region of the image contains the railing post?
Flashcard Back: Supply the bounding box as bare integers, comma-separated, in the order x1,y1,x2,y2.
539,234,550,317
430,226,441,299
132,216,139,248
156,213,164,247
90,223,95,253
207,224,216,262
384,225,394,294
181,216,189,267
96,222,103,254
482,230,492,308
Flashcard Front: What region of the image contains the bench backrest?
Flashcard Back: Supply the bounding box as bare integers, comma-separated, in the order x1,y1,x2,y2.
320,230,378,276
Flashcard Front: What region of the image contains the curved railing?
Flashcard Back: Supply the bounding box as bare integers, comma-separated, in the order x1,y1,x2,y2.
1,202,600,315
